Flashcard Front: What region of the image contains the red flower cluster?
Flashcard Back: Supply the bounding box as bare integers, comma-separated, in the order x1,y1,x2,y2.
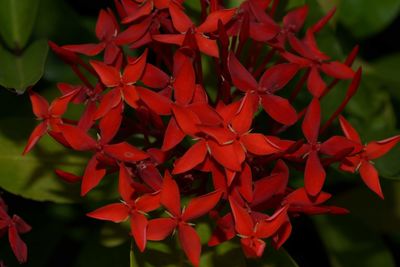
0,197,31,264
23,0,400,266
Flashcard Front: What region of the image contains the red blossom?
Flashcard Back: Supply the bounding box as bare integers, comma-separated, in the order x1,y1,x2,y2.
20,0,399,265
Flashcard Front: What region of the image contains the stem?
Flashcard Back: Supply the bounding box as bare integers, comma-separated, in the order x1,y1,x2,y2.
130,241,139,267
252,48,276,78
289,69,309,102
71,65,93,89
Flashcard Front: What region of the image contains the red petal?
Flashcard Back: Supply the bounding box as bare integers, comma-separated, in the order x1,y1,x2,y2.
152,34,185,45
249,21,279,42
122,49,148,84
162,117,186,151
8,225,28,263
307,67,326,97
173,140,208,174
173,51,196,105
283,5,308,33
130,212,148,252
147,218,176,241
310,7,336,33
302,98,320,144
261,94,297,125
122,85,139,108
366,136,400,160
259,63,299,92
23,122,47,155
237,163,253,202
183,190,222,221
12,215,31,234
304,151,325,196
230,93,257,134
240,237,265,258
169,2,193,32
241,133,280,155
49,89,78,116
208,141,242,171
87,203,129,222
171,104,200,135
63,43,105,56
321,61,354,79
256,206,288,238
95,89,122,119
338,116,361,143
359,161,384,199
141,64,169,89
320,136,357,156
229,197,253,236
103,142,149,162
118,163,135,202
104,43,121,65
137,87,171,115
227,52,258,92
284,188,331,206
29,90,49,118
253,160,289,206
121,0,153,23
161,172,181,217
136,193,161,212
96,9,118,40
81,155,107,195
198,125,235,145
115,17,151,45
90,61,120,87
55,169,82,183
178,224,201,267
197,8,236,33
195,34,219,58
188,103,223,125
99,103,123,143
59,124,96,151
78,101,97,131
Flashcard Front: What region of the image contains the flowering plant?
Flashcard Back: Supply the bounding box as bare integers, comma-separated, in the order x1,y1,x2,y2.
1,0,399,266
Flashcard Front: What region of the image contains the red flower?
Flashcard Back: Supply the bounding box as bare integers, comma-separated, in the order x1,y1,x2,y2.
228,52,299,125
23,89,78,155
299,98,354,196
147,172,221,266
153,2,236,57
0,198,31,263
87,163,160,251
339,116,400,198
59,106,149,195
63,9,122,65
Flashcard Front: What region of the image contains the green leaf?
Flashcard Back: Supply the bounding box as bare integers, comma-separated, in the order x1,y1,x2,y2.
0,39,48,93
314,215,396,267
332,181,400,234
0,0,40,50
338,0,400,38
368,53,400,100
249,247,299,267
0,118,84,203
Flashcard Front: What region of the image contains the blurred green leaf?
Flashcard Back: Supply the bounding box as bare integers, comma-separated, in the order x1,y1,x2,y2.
0,0,40,50
338,0,400,38
74,233,130,267
0,118,84,203
0,39,48,94
249,247,299,267
33,0,95,44
333,181,400,234
368,53,400,100
314,215,396,267
100,222,129,248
